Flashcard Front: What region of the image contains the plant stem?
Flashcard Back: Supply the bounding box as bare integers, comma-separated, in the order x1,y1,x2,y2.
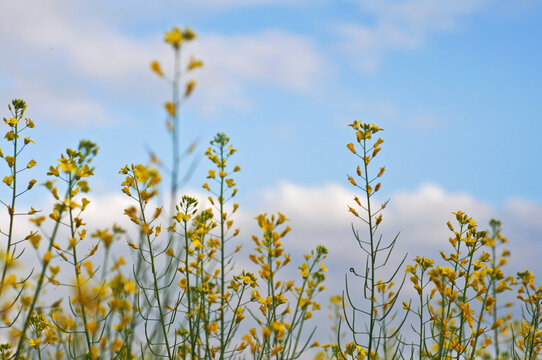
68,173,93,355
362,138,376,359
0,113,19,295
134,175,173,360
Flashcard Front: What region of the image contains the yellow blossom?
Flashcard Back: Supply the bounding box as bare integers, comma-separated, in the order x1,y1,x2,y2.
164,27,183,48
185,81,196,97
187,56,204,71
150,60,164,77
29,338,42,348
164,101,176,116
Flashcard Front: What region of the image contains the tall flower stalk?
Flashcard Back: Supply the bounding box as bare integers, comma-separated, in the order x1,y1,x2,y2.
342,122,407,360
150,26,202,229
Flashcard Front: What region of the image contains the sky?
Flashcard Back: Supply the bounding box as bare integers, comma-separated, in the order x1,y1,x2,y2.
1,0,542,350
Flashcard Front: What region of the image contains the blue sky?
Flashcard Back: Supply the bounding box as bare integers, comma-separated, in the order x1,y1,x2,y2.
2,0,542,297
2,0,542,203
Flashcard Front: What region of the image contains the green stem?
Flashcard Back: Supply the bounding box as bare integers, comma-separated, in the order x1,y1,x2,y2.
169,46,181,229
218,141,226,360
68,173,93,355
224,285,246,349
438,224,464,359
14,189,69,358
418,271,424,360
134,174,173,360
181,219,195,357
283,257,319,357
362,138,376,359
0,116,18,295
468,277,494,360
490,230,500,359
455,241,478,360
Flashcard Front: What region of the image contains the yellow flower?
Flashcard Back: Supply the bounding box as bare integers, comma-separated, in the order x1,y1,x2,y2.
43,251,53,264
207,322,219,335
150,60,164,77
299,298,311,308
320,262,328,272
29,337,42,348
3,176,13,186
348,121,360,130
164,101,176,116
262,327,271,339
491,318,503,330
185,81,196,97
112,257,125,271
83,261,94,275
225,178,235,188
5,156,14,168
370,123,383,132
112,337,123,353
87,321,98,335
271,345,284,356
124,281,136,294
235,307,245,323
5,117,18,126
346,143,356,154
164,27,183,48
347,176,357,186
183,27,196,40
187,56,203,71
4,131,16,141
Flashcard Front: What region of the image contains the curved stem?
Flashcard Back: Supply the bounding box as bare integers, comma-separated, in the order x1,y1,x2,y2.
0,114,19,295
362,138,376,358
134,174,173,360
68,172,93,355
14,189,69,358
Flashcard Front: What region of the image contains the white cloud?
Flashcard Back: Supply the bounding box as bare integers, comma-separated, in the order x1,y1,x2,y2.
408,110,442,129
254,182,494,260
187,30,327,116
0,1,160,124
10,181,542,294
503,197,542,233
336,0,488,72
200,31,324,92
0,2,327,123
361,0,488,31
188,0,306,8
6,177,541,296
243,181,542,295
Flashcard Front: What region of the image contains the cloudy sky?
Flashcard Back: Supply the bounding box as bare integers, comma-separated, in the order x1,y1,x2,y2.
1,0,542,338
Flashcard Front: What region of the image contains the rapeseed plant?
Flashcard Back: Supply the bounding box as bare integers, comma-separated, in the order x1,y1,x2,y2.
338,122,539,360
150,26,202,226
340,122,408,360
